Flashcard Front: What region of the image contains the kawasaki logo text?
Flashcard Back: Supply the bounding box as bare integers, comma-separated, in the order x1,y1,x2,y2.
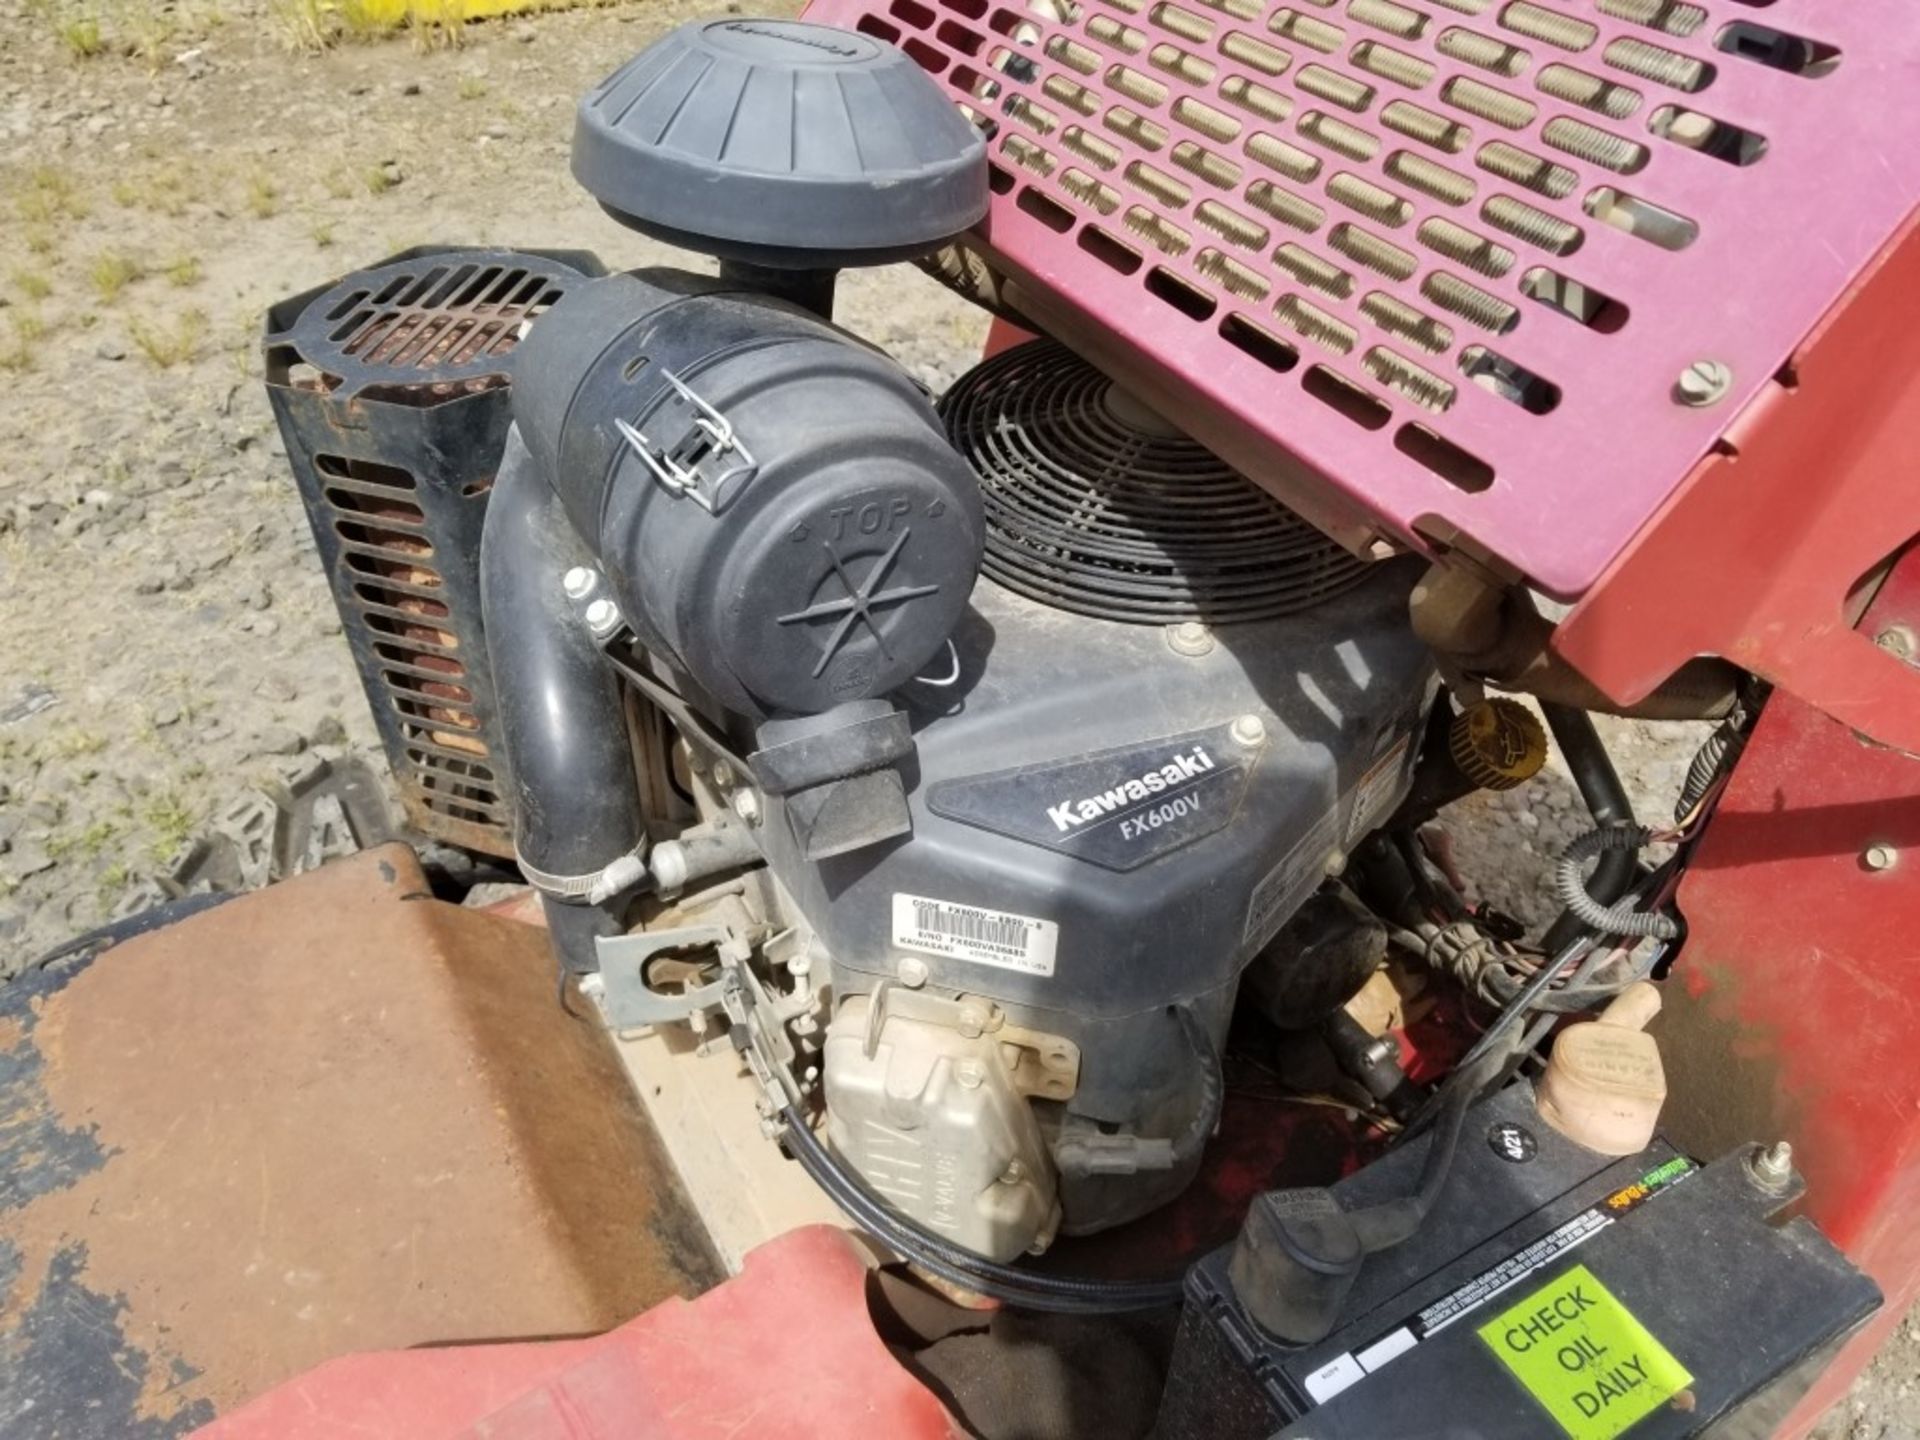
1046,747,1217,832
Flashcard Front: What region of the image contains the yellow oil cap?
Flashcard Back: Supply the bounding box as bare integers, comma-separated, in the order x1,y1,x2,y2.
1449,698,1547,792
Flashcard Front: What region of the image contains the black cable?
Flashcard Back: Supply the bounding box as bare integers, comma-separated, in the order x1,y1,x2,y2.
1539,705,1637,954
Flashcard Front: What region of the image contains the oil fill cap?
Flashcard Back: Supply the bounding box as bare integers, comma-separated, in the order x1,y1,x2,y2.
573,19,990,267
1449,698,1548,792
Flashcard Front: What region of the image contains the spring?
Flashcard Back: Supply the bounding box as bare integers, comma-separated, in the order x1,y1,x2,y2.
1059,168,1121,214
1086,15,1146,52
1044,35,1100,74
1246,132,1321,181
1348,0,1428,41
1299,111,1382,162
1268,8,1345,53
1221,75,1293,123
1006,96,1061,136
1001,134,1057,178
1330,223,1418,280
1042,75,1102,117
1364,347,1457,412
1275,242,1356,299
1275,294,1359,354
1151,2,1216,43
1329,172,1413,227
1297,63,1376,113
1106,63,1168,107
1418,216,1516,276
1149,41,1216,85
1221,30,1293,76
1436,27,1528,77
1123,206,1193,255
1351,41,1436,89
1536,64,1643,119
1062,125,1121,170
1124,158,1192,206
1603,36,1710,92
1382,100,1471,153
1443,76,1538,129
1172,96,1243,143
1596,0,1706,40
1477,139,1578,198
1195,247,1273,301
1386,150,1478,206
1193,0,1259,18
1195,198,1271,249
1542,116,1648,173
1172,140,1243,189
1105,106,1169,151
1361,291,1455,353
1499,1,1597,52
1422,271,1520,332
1246,179,1327,232
1426,0,1493,12
1481,194,1584,255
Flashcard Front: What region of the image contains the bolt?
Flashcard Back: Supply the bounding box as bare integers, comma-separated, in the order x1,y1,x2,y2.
1231,713,1267,747
562,566,596,600
731,789,762,826
1864,843,1899,873
956,1003,988,1039
709,759,735,790
1750,1140,1793,1190
787,952,812,979
1001,1159,1026,1183
954,1059,985,1090
584,597,620,637
1675,359,1733,408
1875,625,1917,663
1167,620,1215,657
898,955,930,988
1325,848,1348,878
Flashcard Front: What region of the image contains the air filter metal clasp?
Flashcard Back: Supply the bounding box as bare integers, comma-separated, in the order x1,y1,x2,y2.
615,371,761,515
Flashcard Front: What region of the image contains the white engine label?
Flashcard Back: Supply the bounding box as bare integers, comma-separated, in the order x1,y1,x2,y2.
892,894,1060,977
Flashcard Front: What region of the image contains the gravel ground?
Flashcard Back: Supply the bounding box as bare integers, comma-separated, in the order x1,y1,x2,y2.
0,0,1911,1429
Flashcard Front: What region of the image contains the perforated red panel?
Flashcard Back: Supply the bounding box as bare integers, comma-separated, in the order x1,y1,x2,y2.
803,0,1920,598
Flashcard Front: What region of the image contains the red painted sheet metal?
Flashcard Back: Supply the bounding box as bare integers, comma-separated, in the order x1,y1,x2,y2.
1662,550,1920,1437
198,1226,960,1440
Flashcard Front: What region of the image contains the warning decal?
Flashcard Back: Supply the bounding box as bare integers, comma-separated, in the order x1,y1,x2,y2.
1477,1263,1693,1440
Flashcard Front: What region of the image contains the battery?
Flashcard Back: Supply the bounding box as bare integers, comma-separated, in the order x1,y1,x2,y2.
1156,1085,1879,1439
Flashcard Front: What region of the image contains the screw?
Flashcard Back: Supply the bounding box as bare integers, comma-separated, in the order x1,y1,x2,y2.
584,597,620,637
562,566,596,600
731,789,762,826
1166,620,1215,657
1675,359,1733,408
709,759,734,790
954,1059,985,1090
1231,713,1267,747
898,956,930,988
1750,1140,1793,1190
1325,848,1348,878
956,1003,988,1039
1001,1159,1026,1183
1864,843,1899,872
1875,625,1917,663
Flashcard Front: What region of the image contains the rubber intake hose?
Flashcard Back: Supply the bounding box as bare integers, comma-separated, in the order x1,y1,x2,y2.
480,428,647,974
1539,704,1637,953
1554,826,1681,940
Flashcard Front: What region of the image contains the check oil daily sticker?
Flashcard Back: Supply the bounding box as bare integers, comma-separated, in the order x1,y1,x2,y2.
1478,1263,1694,1440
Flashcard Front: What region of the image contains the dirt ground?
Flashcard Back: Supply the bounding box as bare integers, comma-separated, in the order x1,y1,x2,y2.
0,0,1912,1430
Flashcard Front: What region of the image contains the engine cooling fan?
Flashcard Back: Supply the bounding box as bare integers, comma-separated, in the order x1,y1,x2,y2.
941,341,1368,624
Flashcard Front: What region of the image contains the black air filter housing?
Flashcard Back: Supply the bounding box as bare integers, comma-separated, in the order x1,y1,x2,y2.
942,342,1370,625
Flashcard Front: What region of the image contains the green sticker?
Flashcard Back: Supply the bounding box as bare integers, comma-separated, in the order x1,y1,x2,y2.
1478,1263,1694,1440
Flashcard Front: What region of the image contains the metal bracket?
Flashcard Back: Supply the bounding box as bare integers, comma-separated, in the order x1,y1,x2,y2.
593,924,736,1028
614,370,759,515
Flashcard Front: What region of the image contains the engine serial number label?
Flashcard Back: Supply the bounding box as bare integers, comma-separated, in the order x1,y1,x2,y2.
892,894,1059,977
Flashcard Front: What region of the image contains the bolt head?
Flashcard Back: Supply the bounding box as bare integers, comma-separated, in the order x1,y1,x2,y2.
562,566,596,600
1231,713,1268,747
956,1004,988,1039
1864,843,1899,873
708,759,735,791
583,597,619,634
1750,1139,1794,1189
1166,620,1215,657
954,1059,984,1090
730,789,762,825
897,955,930,988
1675,359,1733,408
1875,625,1917,662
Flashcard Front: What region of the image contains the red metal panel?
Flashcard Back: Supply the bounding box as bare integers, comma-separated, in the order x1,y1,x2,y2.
1659,550,1920,1437
197,1226,959,1440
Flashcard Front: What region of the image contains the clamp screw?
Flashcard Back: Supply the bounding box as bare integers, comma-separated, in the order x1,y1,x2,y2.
562,566,597,600
1231,713,1268,747
584,598,621,638
730,789,762,826
1675,359,1733,408
897,956,930,988
1750,1140,1794,1191
1167,620,1215,657
1864,843,1899,873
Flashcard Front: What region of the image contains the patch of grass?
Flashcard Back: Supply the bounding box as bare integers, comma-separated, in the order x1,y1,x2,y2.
456,75,487,101
99,861,132,894
9,267,52,302
127,308,207,368
14,167,90,225
309,219,336,249
143,788,199,862
113,163,199,218
0,309,48,372
362,164,396,196
246,171,280,219
57,13,105,57
49,728,108,759
88,251,142,303
48,817,119,860
24,227,55,256
162,254,202,287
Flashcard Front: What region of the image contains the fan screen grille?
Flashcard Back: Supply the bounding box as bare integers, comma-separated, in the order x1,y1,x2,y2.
944,341,1368,622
